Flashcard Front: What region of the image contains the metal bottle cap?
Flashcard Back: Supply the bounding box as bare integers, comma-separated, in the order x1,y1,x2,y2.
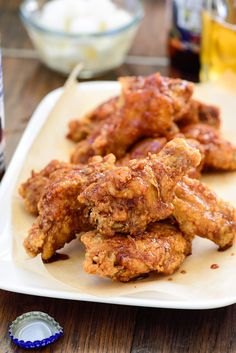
9,311,63,349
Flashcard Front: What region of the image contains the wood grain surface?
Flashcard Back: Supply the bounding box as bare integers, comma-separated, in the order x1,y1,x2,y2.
0,1,235,352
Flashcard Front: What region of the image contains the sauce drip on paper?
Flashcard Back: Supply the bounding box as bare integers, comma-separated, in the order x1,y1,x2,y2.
43,253,69,264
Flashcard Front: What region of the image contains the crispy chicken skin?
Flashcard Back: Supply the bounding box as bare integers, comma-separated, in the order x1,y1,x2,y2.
118,137,205,179
173,177,236,249
81,222,191,282
78,138,201,237
182,123,236,170
183,139,205,179
177,99,221,128
68,97,220,147
71,73,194,163
67,97,119,143
118,137,167,166
119,74,193,122
19,160,77,215
24,155,116,260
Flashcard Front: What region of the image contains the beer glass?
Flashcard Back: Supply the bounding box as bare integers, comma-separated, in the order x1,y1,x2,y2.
201,0,236,81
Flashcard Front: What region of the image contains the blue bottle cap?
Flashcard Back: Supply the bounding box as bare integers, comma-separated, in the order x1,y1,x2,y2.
9,311,63,349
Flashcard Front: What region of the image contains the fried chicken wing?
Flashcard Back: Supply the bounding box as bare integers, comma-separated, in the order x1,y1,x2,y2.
118,137,167,166
183,139,205,179
24,155,116,260
19,160,76,215
78,138,201,237
67,97,119,142
81,222,191,282
177,99,221,128
182,123,236,170
173,177,236,249
71,73,193,163
118,137,205,179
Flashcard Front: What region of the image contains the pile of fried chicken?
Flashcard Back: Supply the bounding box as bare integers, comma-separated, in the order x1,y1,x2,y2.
19,73,236,282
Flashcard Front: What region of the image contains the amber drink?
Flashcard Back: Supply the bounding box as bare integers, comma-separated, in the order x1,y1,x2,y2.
201,1,236,81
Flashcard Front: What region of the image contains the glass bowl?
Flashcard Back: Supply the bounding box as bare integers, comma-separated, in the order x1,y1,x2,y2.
20,0,144,78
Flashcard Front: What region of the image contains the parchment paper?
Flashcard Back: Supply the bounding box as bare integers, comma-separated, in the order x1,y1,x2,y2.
11,73,236,301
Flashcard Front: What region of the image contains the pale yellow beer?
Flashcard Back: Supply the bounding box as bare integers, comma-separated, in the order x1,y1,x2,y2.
200,2,236,82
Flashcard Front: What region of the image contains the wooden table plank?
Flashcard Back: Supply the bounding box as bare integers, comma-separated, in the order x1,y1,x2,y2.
131,306,236,353
2,57,65,164
1,290,236,353
0,291,137,353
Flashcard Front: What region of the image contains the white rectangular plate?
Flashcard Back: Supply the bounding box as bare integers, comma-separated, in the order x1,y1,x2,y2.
1,81,236,310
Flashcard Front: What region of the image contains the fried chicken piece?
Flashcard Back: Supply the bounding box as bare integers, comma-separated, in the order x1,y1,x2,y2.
118,137,205,179
67,97,119,143
78,138,201,237
177,99,221,129
24,154,116,260
173,177,236,250
184,139,205,179
81,222,191,282
70,139,97,165
19,160,77,215
71,73,193,163
118,137,167,166
182,124,236,170
162,122,181,140
119,74,193,122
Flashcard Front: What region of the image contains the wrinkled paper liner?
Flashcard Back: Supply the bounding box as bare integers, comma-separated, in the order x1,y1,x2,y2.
11,72,236,301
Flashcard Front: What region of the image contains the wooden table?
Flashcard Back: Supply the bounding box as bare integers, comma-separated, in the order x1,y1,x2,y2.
1,1,235,352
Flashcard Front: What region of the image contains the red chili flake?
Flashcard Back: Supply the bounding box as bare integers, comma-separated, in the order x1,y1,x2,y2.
210,264,219,269
168,277,173,281
180,270,186,274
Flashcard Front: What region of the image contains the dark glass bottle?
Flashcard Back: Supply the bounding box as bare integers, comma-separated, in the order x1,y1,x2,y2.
0,50,5,181
168,0,203,81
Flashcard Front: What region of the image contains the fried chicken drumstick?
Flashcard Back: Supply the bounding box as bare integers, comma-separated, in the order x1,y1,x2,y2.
24,155,116,260
78,138,201,236
71,73,194,163
173,177,236,250
81,222,191,282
